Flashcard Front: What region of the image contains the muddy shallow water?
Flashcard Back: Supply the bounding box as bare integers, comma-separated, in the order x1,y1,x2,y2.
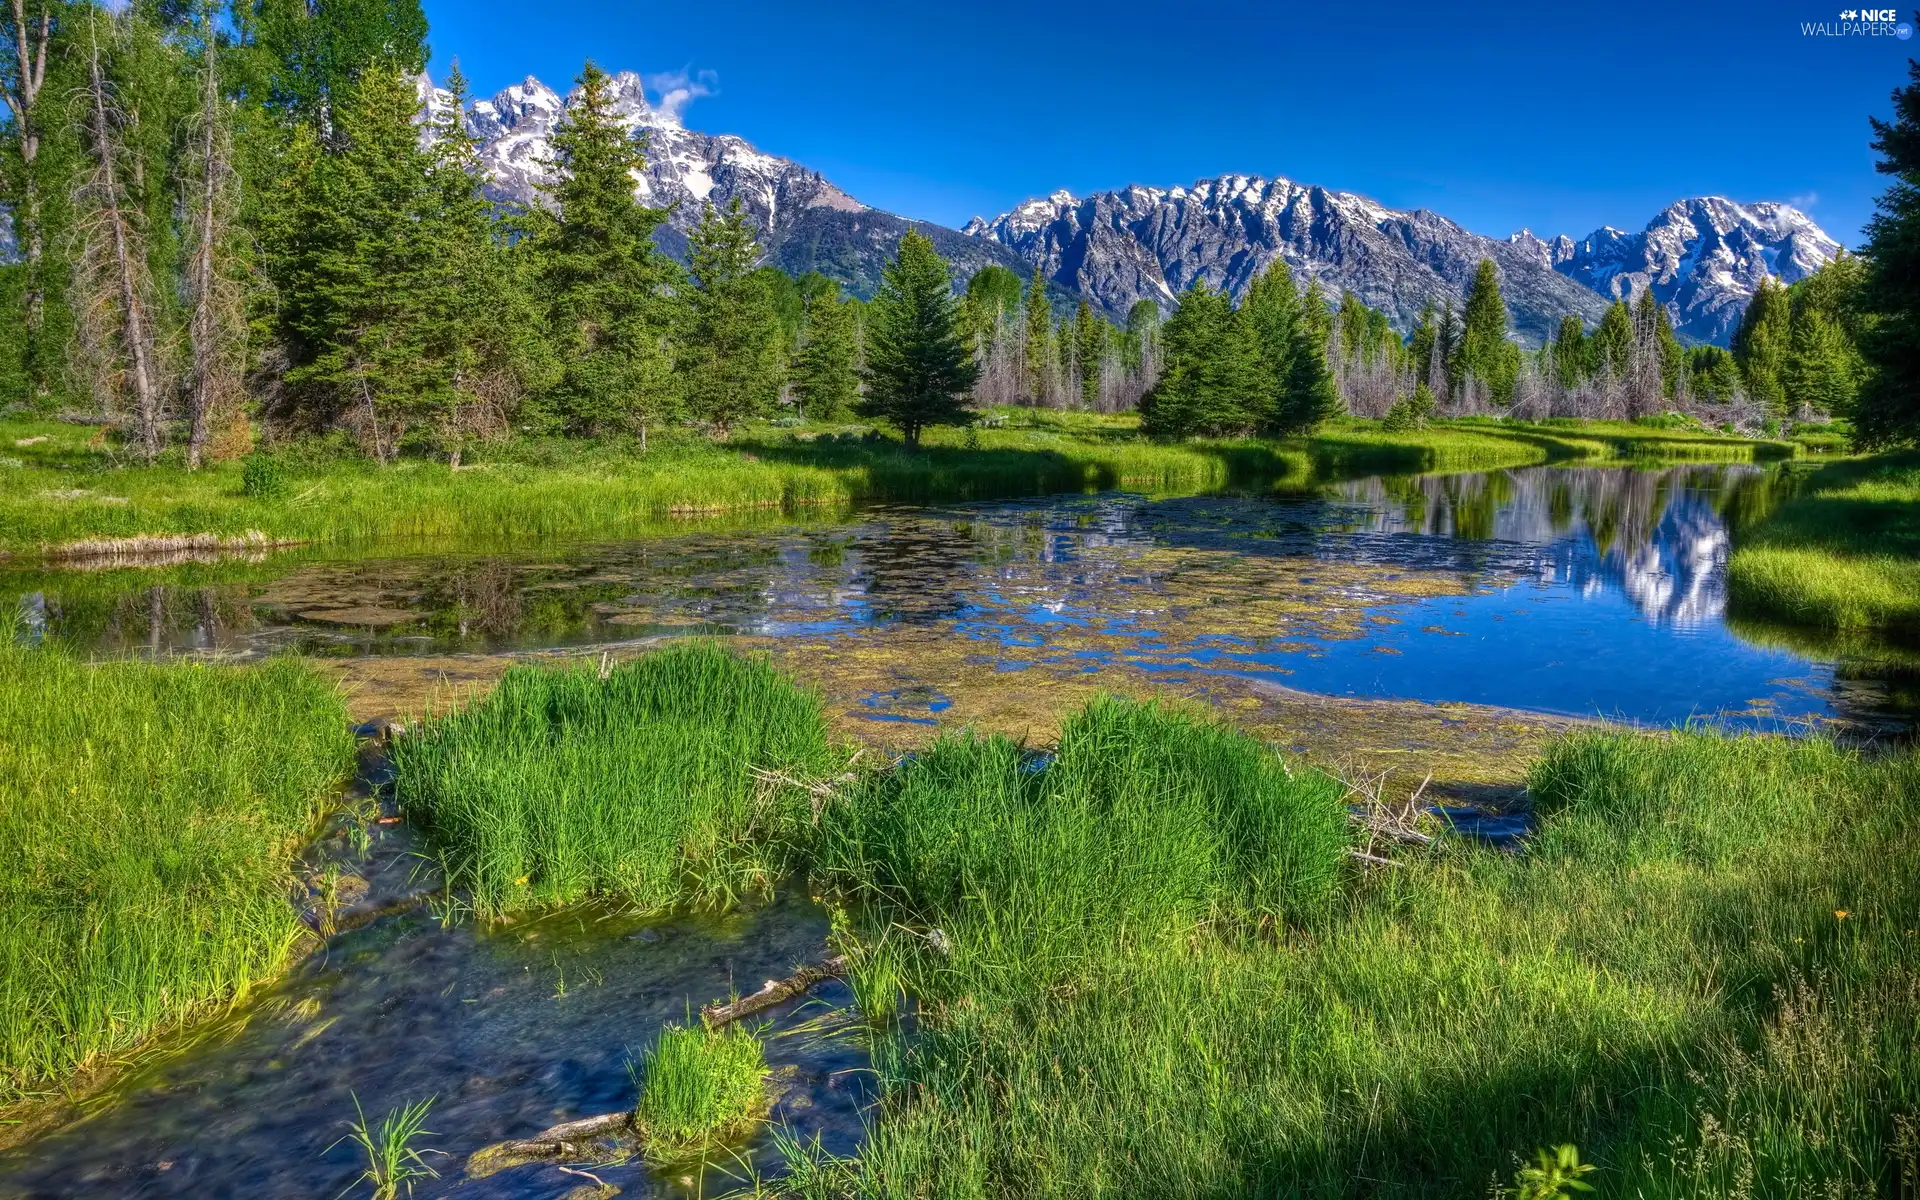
0,896,868,1199
11,463,1912,731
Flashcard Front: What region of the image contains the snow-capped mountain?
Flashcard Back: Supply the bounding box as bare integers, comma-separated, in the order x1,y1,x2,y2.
1512,199,1842,344
423,70,1028,297
962,177,1612,345
966,180,1845,345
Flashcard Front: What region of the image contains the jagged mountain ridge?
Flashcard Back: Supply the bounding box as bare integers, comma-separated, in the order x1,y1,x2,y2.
1507,198,1842,344
422,70,1031,299
966,179,1843,346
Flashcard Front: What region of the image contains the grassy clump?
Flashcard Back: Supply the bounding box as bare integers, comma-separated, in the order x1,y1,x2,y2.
632,1023,769,1160
794,722,1918,1197
392,643,837,916
0,644,352,1102
1727,453,1920,634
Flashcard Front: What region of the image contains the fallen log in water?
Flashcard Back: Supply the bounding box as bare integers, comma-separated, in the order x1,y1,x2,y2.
701,954,849,1029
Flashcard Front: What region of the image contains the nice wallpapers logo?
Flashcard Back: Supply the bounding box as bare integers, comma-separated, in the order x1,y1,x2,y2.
1803,7,1914,35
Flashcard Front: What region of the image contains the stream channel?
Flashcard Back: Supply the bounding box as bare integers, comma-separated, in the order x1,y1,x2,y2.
3,461,1914,1198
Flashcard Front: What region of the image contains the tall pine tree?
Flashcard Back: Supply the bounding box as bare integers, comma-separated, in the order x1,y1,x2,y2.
791,284,859,421
1139,284,1265,437
1857,53,1920,445
680,197,784,435
1022,266,1052,402
522,60,680,437
1731,277,1791,415
1453,258,1516,403
857,231,977,447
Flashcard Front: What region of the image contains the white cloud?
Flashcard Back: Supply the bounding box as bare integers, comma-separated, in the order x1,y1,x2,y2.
1787,191,1819,210
644,68,718,126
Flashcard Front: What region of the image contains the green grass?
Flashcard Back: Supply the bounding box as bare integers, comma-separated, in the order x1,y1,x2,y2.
0,420,1287,558
1726,453,1920,634
787,722,1918,1198
0,414,1793,559
633,1023,770,1160
390,642,838,917
0,642,353,1103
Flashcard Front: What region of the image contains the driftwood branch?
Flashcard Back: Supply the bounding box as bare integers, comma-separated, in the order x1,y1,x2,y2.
702,954,849,1029
496,1110,632,1158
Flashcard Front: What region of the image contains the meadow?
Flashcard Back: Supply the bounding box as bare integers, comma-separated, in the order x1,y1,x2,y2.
385,645,1919,1197
1726,453,1920,636
0,640,353,1108
0,412,1793,560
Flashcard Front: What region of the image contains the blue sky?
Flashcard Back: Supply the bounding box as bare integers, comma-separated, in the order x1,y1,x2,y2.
423,0,1910,247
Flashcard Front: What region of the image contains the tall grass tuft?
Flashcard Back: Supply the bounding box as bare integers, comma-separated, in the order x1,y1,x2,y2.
0,642,352,1103
632,1023,769,1161
333,1094,440,1200
807,723,1919,1197
392,642,837,916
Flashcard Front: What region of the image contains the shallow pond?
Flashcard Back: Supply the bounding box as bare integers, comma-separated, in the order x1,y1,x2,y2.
10,462,1912,730
0,896,866,1199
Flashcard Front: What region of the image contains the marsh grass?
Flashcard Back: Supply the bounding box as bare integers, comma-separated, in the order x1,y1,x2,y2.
791,724,1919,1198
0,641,352,1103
0,415,1789,558
1726,453,1920,634
391,642,837,916
334,1093,440,1200
632,1023,770,1161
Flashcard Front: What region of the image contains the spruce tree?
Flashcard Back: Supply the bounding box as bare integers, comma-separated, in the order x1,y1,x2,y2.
1268,279,1340,433
1593,300,1633,379
1241,259,1299,420
1022,266,1051,401
1073,300,1106,407
792,285,859,421
1731,277,1791,415
1140,285,1264,437
1453,258,1516,402
1408,301,1438,383
251,0,431,128
0,0,57,402
1857,50,1920,445
283,64,450,462
680,198,784,435
856,230,977,446
1551,315,1588,387
522,60,680,437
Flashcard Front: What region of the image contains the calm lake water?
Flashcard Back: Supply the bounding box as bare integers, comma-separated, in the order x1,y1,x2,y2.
10,462,1912,729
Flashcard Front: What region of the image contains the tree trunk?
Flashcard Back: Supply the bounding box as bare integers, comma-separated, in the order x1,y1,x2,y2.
185,18,223,470
6,1,51,365
84,24,162,462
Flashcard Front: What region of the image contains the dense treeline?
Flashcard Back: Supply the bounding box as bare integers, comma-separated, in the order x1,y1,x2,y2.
3,1,1917,455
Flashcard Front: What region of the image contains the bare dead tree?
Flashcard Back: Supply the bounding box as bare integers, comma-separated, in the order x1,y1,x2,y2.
71,10,166,460
3,0,53,352
181,4,246,469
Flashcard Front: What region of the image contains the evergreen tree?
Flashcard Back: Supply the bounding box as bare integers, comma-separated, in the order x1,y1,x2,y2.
1022,266,1051,401
248,0,430,128
1272,279,1341,432
521,60,680,437
680,197,784,435
1687,345,1743,404
965,264,1022,343
1335,289,1369,366
1857,50,1920,445
792,284,859,421
1453,258,1517,402
1592,300,1633,378
1240,259,1299,417
1408,301,1438,383
0,0,58,402
281,64,451,462
856,230,977,446
1139,284,1264,437
1731,277,1791,415
1551,314,1588,387
1073,300,1106,407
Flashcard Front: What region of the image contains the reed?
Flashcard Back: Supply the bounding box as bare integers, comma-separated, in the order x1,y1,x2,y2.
632,1023,769,1161
0,641,352,1102
391,642,837,917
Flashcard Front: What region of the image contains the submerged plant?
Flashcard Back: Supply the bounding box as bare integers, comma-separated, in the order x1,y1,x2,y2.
332,1094,440,1200
632,1023,769,1161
